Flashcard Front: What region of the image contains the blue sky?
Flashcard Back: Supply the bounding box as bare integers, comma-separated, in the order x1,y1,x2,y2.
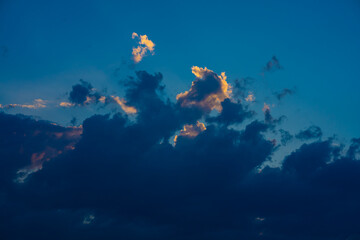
1,0,360,140
2,1,360,239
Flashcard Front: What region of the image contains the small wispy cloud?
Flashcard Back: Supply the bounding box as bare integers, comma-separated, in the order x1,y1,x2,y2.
131,32,155,63
296,125,322,140
110,96,137,114
274,88,296,100
0,99,46,109
83,214,95,225
245,91,255,102
261,56,282,75
59,102,75,107
174,121,206,145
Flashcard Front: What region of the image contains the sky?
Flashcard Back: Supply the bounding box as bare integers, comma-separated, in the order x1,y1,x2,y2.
1,0,360,239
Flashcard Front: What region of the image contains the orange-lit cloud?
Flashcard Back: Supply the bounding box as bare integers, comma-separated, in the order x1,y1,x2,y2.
60,95,106,108
174,121,206,145
99,96,106,103
176,66,231,112
245,92,255,102
59,102,75,107
111,96,137,114
262,102,270,113
60,94,136,115
15,125,82,183
0,99,46,109
132,32,155,63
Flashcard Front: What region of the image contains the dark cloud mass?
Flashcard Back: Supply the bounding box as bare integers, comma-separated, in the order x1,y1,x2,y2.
206,99,254,126
262,56,282,74
1,71,360,240
296,125,323,140
69,79,101,105
275,88,296,100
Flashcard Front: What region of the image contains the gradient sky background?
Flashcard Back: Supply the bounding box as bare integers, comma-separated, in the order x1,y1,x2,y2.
1,0,360,141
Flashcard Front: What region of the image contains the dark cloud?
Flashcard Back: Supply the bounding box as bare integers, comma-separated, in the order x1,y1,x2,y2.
347,138,360,159
63,79,138,114
279,129,293,145
296,125,323,140
1,70,360,240
262,103,286,125
176,67,231,113
70,117,77,126
262,56,282,74
68,79,101,105
264,107,272,123
232,77,255,99
0,112,81,185
274,88,296,100
206,99,254,126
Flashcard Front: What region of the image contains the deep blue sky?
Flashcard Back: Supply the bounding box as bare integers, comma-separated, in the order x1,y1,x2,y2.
1,0,360,140
2,1,360,239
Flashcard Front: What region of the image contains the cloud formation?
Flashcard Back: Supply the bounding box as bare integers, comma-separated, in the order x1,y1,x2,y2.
279,129,293,145
174,121,206,145
245,91,255,102
67,79,101,106
0,98,46,109
262,56,282,74
1,70,359,240
275,88,296,100
110,96,137,114
132,32,155,63
0,112,82,184
296,125,323,140
60,80,138,115
207,98,254,126
176,66,231,113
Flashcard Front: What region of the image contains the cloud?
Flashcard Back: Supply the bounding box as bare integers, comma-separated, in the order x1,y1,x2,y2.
0,112,82,184
83,214,95,225
347,138,360,159
1,70,360,240
0,98,46,109
261,102,285,125
279,129,293,145
275,88,296,100
207,98,254,126
262,102,272,123
296,125,322,140
174,121,206,145
132,32,155,63
61,80,138,115
68,79,101,105
232,77,254,99
245,91,255,102
110,96,137,114
262,56,282,74
176,66,231,113
59,102,75,107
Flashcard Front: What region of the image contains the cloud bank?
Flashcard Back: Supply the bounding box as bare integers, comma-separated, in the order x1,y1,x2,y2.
1,68,360,240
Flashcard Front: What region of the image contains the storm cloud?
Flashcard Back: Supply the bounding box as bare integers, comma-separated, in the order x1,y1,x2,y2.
0,70,359,240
